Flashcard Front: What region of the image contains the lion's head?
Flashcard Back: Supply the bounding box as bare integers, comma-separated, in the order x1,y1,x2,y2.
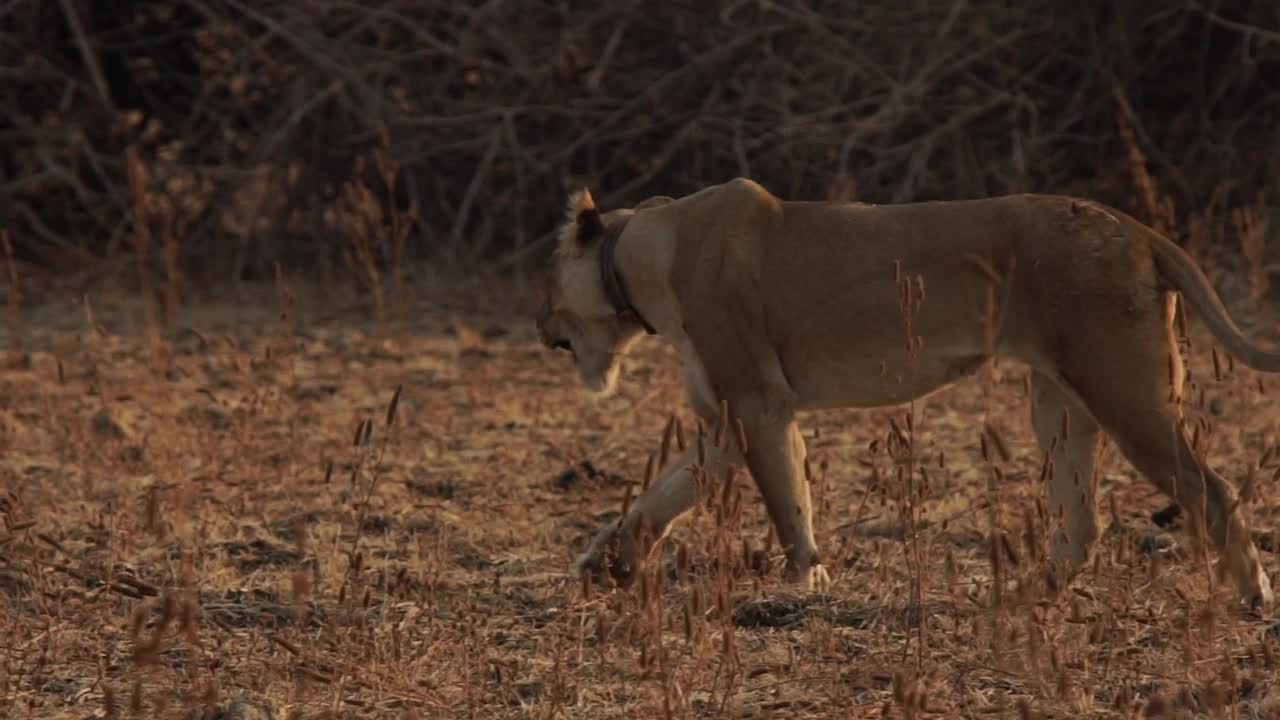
535,188,671,396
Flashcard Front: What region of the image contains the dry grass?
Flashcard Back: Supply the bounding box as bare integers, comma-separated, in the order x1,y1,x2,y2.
4,261,1280,720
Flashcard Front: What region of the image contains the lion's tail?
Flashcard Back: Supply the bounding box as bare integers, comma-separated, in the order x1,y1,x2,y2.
1145,223,1280,373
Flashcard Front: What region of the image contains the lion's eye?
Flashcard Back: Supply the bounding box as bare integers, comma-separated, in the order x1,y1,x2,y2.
551,339,571,352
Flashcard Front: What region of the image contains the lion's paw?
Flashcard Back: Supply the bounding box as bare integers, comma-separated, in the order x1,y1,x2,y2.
1244,565,1274,615
1218,548,1274,615
575,517,640,589
1254,583,1274,615
783,559,832,592
806,564,832,592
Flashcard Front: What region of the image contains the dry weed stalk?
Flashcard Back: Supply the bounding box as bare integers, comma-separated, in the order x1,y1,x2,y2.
339,169,388,324
1,229,20,357
1233,195,1270,312
336,131,417,335
706,403,751,710
273,261,296,338
125,145,169,374
338,384,404,607
374,129,416,337
1113,87,1175,239
892,261,931,668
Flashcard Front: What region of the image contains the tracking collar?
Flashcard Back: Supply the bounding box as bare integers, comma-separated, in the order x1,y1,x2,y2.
598,216,657,335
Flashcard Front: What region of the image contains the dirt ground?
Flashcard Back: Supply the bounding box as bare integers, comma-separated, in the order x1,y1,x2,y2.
5,264,1280,719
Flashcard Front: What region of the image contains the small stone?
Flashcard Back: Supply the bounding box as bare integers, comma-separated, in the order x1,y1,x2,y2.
223,693,275,720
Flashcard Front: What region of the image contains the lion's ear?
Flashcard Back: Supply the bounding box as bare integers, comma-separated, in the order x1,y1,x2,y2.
568,188,605,249
634,195,673,211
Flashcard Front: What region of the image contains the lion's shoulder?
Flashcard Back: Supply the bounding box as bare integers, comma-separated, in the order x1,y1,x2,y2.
673,177,780,213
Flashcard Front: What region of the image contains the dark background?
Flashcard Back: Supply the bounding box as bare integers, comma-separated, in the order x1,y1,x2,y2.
4,1,1279,285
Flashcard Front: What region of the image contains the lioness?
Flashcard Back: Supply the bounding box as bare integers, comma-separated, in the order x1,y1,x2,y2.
535,177,1276,610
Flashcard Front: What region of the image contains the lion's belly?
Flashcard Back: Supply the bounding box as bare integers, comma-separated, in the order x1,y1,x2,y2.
778,300,1001,411
787,349,992,411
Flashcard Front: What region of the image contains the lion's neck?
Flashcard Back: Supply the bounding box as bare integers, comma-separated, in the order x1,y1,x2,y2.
612,221,681,340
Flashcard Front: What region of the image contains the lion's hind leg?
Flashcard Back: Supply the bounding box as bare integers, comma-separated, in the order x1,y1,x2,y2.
1029,370,1103,581
1104,403,1270,608
1054,324,1273,610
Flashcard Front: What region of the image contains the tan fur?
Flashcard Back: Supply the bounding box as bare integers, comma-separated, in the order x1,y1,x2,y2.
535,177,1276,609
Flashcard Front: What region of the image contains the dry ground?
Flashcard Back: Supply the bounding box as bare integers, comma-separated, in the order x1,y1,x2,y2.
5,265,1280,719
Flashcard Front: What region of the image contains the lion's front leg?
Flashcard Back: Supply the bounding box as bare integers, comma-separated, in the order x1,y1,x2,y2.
576,430,741,587
736,407,831,591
